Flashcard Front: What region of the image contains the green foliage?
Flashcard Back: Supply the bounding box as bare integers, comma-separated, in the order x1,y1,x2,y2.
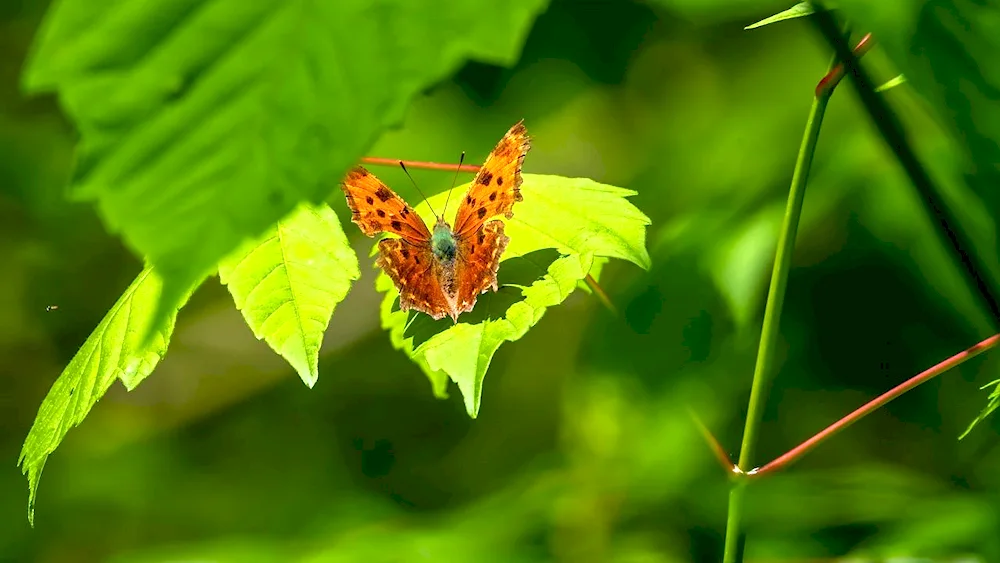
21,0,549,336
377,174,651,417
960,378,1000,439
7,0,1000,558
831,0,1000,426
745,2,815,30
748,465,1000,559
834,0,1000,233
707,206,780,330
218,203,360,388
17,267,202,526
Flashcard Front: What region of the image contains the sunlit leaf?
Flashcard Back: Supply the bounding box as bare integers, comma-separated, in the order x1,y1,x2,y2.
17,266,201,525
22,0,550,335
745,2,815,30
218,203,360,388
374,174,651,417
381,252,596,417
874,74,907,92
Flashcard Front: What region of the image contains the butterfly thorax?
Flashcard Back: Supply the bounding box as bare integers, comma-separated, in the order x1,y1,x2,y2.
431,218,457,264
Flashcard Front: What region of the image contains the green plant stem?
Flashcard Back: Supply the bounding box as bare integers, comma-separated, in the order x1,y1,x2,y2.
721,82,834,563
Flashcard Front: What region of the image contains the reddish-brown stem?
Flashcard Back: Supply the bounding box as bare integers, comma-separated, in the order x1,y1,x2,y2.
360,156,481,173
584,274,619,316
750,332,1000,477
696,333,1000,479
815,32,874,97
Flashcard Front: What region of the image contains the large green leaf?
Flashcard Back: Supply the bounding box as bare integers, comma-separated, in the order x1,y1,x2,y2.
18,266,201,525
218,203,360,388
374,174,651,417
22,0,550,332
833,1,1000,240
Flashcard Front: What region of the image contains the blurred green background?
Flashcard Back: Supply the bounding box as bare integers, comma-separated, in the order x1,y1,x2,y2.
3,0,1000,561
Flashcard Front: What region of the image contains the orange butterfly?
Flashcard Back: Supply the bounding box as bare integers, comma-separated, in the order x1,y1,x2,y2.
341,121,530,322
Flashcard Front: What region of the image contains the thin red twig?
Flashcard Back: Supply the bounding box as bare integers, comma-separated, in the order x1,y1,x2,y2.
584,274,619,316
360,156,481,173
815,33,874,97
749,333,1000,477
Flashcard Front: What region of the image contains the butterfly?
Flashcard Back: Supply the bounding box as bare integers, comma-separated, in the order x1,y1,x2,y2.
340,121,530,322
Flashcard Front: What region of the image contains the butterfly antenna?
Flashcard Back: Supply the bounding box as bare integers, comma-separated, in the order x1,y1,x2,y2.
441,151,466,218
399,161,439,219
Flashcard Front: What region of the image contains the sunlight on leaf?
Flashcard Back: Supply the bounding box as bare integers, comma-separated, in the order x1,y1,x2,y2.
22,0,550,337
959,378,1000,440
708,207,780,329
745,2,814,30
18,266,202,525
874,74,907,92
375,174,651,417
381,252,596,417
218,203,360,388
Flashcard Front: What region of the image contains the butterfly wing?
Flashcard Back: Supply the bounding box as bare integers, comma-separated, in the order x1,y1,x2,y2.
451,121,530,238
377,238,455,320
451,221,510,315
341,166,432,243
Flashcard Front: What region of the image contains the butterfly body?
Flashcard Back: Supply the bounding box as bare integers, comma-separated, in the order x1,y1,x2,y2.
341,121,530,322
430,219,458,264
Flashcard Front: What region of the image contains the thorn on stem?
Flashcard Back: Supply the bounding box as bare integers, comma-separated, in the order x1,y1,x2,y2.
689,408,738,474
815,32,875,97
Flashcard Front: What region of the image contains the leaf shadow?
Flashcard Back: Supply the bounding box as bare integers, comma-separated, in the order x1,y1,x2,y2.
394,249,563,348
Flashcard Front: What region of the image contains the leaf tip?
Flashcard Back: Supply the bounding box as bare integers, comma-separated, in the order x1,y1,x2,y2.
298,368,319,389
744,2,815,31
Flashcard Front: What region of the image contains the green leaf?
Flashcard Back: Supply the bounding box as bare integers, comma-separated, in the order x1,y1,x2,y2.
875,74,907,92
959,378,1000,440
707,206,780,329
503,175,652,269
18,266,201,525
381,252,596,417
374,174,651,417
834,1,1000,230
218,203,360,388
745,2,815,30
22,0,550,336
